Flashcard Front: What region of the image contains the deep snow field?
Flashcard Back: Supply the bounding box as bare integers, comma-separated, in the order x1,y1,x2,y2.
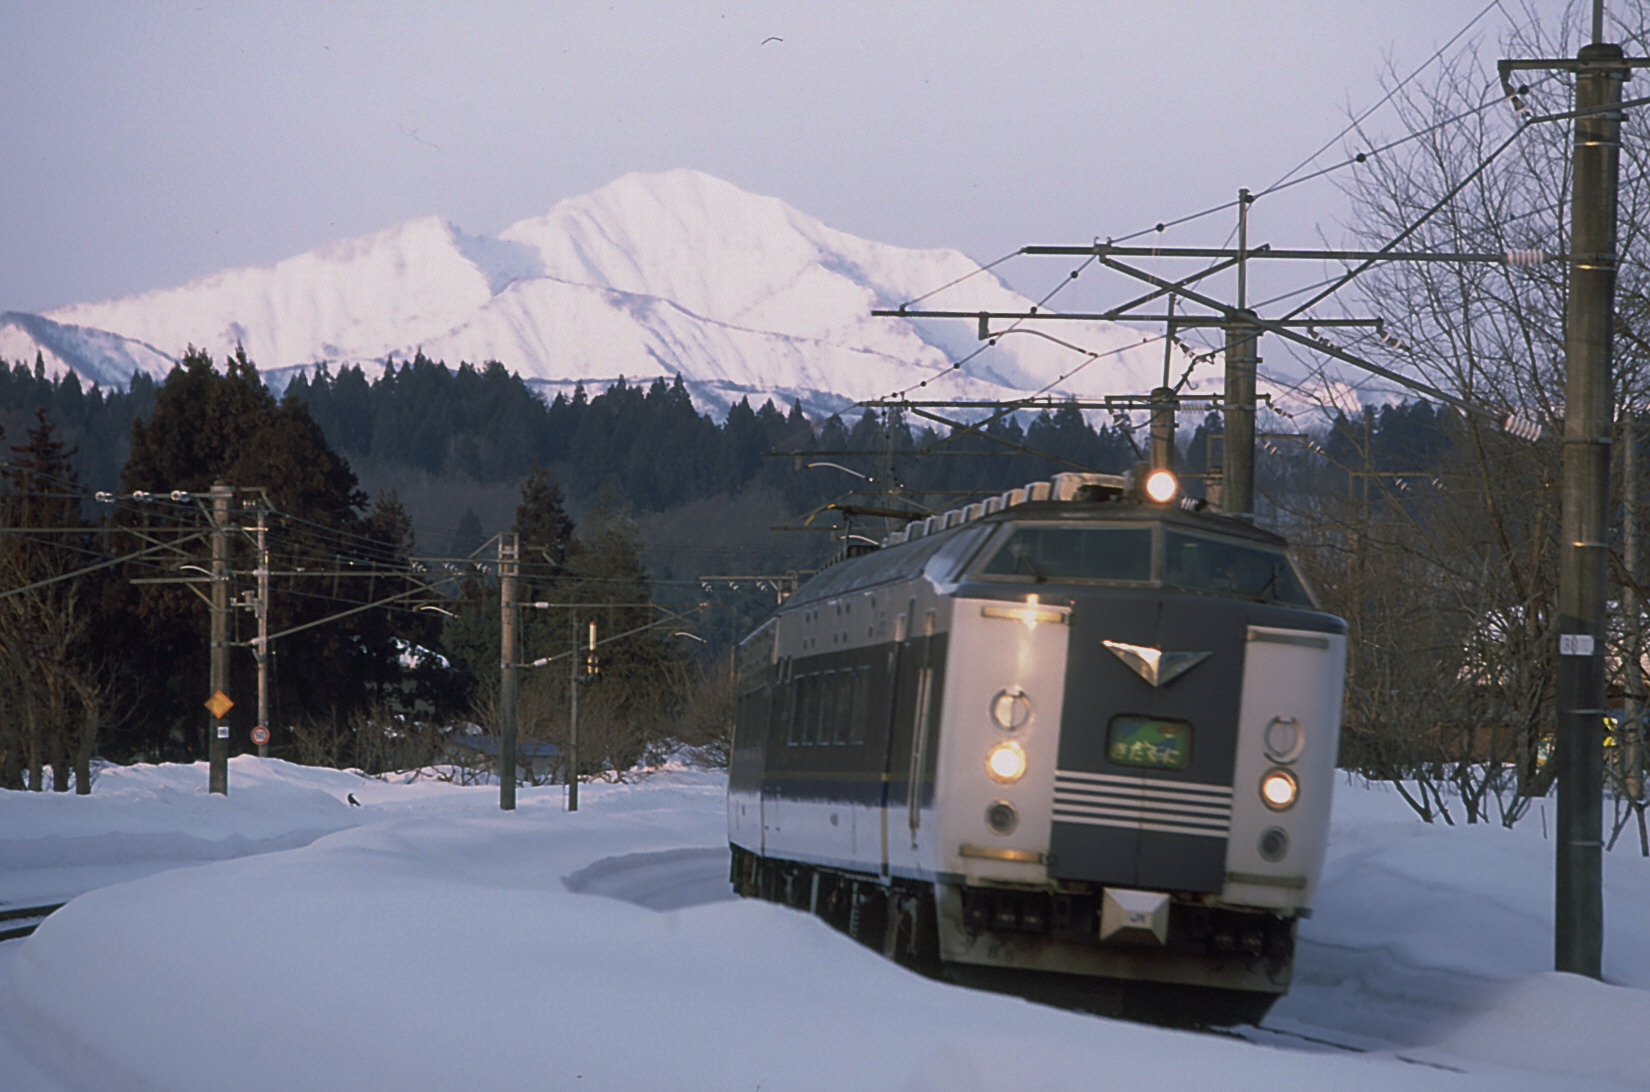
1,756,1647,1091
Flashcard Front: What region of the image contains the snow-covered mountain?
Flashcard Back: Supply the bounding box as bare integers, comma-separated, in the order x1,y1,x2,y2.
8,170,1193,417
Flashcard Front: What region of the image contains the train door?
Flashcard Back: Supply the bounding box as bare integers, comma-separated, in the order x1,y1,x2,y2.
759,654,794,857
905,609,938,846
878,599,917,877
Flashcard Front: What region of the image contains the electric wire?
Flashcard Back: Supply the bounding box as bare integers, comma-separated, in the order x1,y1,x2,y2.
1262,0,1504,195
1280,120,1532,321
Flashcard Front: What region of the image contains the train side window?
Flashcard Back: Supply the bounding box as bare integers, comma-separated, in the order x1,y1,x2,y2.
803,674,823,745
786,675,804,746
818,671,839,745
831,673,844,748
848,667,869,745
791,674,815,746
777,680,793,747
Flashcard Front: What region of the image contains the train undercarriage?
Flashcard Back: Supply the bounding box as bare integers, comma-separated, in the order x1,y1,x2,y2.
729,844,1290,1027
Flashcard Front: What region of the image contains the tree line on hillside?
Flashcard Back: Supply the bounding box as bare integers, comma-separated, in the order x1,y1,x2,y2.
283,353,1164,517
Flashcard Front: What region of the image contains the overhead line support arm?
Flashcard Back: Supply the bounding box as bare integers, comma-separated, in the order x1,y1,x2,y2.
1091,253,1506,424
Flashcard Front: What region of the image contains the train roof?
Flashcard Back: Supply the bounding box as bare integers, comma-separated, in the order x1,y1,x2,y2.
881,471,1287,549
782,472,1291,610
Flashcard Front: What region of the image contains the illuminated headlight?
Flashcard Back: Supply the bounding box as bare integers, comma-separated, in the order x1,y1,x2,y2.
1260,767,1299,811
1144,468,1178,503
986,741,1028,783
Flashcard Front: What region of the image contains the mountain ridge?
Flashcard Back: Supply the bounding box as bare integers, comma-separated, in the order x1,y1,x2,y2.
13,169,1191,418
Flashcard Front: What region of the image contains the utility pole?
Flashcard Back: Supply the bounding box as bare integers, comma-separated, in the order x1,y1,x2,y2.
567,617,581,812
1148,386,1177,473
567,619,596,812
499,532,519,811
1625,418,1644,803
1222,315,1259,520
252,500,270,759
208,481,233,795
1554,34,1626,981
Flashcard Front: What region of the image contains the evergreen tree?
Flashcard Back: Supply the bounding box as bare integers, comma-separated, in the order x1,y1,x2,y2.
513,465,577,582
113,346,392,762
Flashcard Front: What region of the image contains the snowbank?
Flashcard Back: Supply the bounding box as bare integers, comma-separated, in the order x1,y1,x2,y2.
0,760,1645,1090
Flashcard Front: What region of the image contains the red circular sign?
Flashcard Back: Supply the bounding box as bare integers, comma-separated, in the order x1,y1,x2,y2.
251,726,270,745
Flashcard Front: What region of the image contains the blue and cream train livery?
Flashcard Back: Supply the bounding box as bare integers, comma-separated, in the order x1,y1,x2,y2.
728,471,1347,1022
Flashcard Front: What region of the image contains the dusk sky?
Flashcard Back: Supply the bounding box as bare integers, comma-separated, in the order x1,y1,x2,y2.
0,2,1580,321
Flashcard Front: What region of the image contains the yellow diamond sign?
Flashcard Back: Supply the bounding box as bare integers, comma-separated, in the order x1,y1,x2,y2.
205,690,234,718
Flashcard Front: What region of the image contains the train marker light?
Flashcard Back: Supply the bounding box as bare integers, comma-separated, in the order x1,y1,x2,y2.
1144,468,1178,503
1263,715,1304,763
986,741,1028,783
1260,767,1299,810
989,688,1032,732
980,595,1068,629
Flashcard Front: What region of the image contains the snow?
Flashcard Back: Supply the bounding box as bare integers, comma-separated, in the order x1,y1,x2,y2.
1,758,1646,1090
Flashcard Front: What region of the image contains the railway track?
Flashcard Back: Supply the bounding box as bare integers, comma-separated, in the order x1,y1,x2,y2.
0,902,66,942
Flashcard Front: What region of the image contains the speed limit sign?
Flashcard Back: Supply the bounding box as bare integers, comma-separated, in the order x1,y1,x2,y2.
251,726,271,746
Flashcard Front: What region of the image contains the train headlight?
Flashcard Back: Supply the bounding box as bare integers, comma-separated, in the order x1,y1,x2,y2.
986,741,1028,783
1144,468,1178,503
1260,767,1299,811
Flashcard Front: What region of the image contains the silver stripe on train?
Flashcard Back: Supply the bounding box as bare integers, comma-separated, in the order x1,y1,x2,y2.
1053,769,1234,838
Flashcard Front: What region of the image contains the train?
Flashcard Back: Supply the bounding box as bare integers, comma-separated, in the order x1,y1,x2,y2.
727,469,1347,1023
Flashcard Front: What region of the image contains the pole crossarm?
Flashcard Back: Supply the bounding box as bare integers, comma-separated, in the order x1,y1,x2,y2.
1021,243,1561,264
872,308,1382,328
1093,253,1522,428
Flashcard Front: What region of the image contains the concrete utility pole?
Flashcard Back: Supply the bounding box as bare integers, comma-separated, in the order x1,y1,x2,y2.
567,617,581,812
208,481,233,795
1149,386,1177,473
1625,419,1644,803
253,501,270,759
1222,315,1259,520
1555,36,1627,980
499,532,519,812
567,619,596,812
1222,188,1259,521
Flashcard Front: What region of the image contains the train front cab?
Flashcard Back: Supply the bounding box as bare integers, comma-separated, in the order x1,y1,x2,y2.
929,505,1347,1007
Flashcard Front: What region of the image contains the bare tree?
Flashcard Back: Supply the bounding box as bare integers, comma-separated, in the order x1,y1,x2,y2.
1274,2,1650,823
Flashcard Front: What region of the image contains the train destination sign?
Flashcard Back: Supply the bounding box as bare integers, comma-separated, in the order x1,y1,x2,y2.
1107,715,1193,771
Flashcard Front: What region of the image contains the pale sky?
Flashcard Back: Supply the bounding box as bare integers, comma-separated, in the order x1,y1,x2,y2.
0,1,1546,321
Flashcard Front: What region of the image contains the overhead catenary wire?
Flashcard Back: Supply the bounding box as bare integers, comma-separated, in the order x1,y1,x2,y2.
1261,0,1507,195
871,5,1555,424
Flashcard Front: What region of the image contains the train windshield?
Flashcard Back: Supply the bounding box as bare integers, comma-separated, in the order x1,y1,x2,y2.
973,522,1316,605
1163,531,1313,606
980,526,1153,583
